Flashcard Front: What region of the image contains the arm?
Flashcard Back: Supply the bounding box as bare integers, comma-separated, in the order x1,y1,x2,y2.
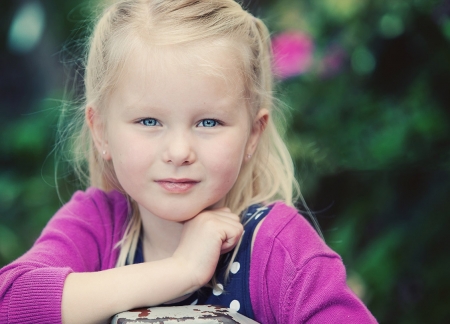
62,206,243,324
250,202,377,323
280,255,378,323
62,258,193,324
0,185,242,324
1,242,197,324
0,189,127,323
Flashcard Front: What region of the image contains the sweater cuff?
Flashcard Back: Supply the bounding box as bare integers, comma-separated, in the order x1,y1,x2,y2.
7,267,72,324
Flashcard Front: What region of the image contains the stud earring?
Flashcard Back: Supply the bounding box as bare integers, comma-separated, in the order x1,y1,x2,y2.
247,154,252,159
102,150,106,155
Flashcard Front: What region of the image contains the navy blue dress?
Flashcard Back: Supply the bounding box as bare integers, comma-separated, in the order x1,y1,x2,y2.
132,204,273,319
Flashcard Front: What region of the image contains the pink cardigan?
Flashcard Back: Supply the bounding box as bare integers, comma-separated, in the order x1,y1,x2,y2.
0,188,377,323
250,202,377,323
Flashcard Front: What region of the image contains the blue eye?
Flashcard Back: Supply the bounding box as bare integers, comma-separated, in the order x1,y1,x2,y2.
198,119,219,127
140,118,159,126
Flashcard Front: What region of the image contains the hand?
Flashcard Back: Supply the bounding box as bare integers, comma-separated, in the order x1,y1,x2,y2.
172,207,243,290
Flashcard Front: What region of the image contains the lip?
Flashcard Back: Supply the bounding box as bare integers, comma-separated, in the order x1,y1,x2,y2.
155,178,199,193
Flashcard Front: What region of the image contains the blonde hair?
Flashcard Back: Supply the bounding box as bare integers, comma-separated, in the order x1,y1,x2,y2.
65,0,301,276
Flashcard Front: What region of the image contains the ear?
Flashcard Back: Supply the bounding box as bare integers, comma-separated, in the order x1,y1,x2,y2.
86,105,111,160
245,108,269,160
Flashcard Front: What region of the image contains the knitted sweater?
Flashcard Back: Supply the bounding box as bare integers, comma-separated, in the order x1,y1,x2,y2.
250,202,376,323
0,188,377,323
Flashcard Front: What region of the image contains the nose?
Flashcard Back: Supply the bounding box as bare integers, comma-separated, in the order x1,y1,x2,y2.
162,130,196,166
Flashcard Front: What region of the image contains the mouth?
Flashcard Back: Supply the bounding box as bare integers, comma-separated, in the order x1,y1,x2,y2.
155,178,199,193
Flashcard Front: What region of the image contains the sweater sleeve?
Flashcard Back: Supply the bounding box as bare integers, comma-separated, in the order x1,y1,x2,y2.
0,188,127,324
250,202,377,324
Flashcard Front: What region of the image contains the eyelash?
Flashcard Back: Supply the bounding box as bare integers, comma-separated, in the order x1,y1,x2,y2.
139,118,160,126
197,119,222,127
138,118,222,127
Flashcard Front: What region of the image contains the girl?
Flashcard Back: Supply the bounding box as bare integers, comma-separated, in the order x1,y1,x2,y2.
0,0,377,323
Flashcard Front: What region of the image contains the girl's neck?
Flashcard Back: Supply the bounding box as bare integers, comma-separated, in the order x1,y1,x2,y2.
139,208,184,262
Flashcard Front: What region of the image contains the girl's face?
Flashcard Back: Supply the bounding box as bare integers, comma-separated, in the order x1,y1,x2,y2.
89,45,267,223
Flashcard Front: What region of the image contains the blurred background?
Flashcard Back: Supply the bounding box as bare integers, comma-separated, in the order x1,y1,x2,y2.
1,0,449,322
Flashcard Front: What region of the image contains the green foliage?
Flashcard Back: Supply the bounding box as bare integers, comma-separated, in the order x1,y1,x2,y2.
266,0,450,322
0,98,62,265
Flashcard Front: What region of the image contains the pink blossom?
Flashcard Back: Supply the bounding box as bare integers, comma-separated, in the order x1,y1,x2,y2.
272,31,314,79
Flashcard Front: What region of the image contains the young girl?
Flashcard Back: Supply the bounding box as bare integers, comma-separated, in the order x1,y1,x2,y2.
0,0,377,323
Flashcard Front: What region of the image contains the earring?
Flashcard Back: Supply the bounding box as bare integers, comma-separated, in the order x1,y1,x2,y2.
247,154,252,159
102,150,106,155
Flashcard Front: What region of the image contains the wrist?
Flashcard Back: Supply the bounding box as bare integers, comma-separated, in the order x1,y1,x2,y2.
169,255,208,293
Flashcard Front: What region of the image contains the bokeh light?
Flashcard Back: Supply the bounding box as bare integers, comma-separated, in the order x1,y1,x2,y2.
7,1,46,54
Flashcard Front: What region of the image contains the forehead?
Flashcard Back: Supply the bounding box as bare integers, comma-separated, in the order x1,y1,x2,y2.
107,41,249,117
131,41,243,85
113,41,245,102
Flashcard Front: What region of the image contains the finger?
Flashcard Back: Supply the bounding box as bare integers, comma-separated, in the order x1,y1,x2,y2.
196,209,241,225
205,206,231,212
219,223,243,254
221,234,243,254
208,209,240,221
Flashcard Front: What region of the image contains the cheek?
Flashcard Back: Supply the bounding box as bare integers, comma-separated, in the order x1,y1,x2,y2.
206,135,246,179
109,136,149,178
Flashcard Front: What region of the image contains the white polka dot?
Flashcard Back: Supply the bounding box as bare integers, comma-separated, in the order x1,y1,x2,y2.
230,262,240,274
254,212,263,220
191,299,198,305
230,300,240,311
213,283,224,296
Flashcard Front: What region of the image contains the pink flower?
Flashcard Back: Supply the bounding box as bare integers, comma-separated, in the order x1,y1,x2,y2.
272,31,314,79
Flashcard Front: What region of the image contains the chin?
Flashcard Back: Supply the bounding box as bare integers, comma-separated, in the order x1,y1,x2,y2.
155,206,204,223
